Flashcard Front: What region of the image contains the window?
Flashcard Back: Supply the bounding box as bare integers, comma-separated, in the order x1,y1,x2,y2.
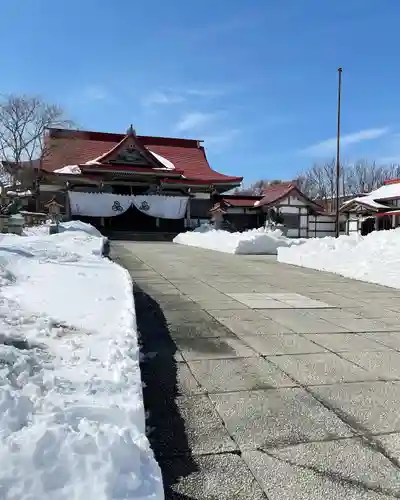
282,213,300,229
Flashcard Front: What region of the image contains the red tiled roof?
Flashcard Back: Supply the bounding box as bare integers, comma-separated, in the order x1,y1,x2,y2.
42,128,243,185
220,195,262,207
255,183,322,209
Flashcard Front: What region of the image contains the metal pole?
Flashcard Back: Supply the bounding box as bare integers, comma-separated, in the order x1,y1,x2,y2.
335,67,342,237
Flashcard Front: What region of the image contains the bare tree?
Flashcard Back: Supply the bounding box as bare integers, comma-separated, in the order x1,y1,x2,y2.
236,179,283,195
297,159,400,207
0,94,74,206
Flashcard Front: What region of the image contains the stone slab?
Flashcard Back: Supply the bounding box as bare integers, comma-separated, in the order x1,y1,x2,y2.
325,317,397,333
304,333,390,352
175,336,257,360
161,453,266,499
168,320,235,339
149,395,237,457
210,388,353,449
188,357,297,392
339,351,400,380
260,310,350,334
365,332,400,351
374,433,400,463
241,334,328,355
310,381,400,434
269,353,374,385
141,360,205,403
214,317,295,336
242,438,400,500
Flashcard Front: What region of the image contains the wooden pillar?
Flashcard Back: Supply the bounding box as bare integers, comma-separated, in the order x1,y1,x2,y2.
186,195,191,228
64,185,71,220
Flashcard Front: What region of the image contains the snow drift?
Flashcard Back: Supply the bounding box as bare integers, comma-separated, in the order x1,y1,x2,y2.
0,222,163,500
173,226,303,255
278,228,400,289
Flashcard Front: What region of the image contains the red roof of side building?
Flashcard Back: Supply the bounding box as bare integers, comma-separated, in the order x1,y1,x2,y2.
255,182,323,209
219,195,263,207
41,128,243,185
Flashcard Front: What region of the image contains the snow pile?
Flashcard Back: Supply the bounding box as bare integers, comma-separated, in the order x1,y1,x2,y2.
0,224,163,499
278,228,400,289
174,226,303,255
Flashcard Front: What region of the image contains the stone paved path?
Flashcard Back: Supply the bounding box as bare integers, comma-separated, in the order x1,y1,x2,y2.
112,241,400,500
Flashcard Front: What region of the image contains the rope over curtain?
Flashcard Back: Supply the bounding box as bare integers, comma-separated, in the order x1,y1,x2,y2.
68,192,189,219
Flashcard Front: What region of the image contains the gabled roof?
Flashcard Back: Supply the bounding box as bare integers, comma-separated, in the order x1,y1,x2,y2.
254,182,322,209
340,179,400,212
41,128,243,185
340,197,390,212
218,195,263,208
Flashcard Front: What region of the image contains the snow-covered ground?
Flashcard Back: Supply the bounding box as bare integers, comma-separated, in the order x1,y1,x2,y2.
0,221,163,500
173,225,303,255
278,228,400,289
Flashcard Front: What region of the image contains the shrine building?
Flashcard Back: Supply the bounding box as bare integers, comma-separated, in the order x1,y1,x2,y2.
38,126,243,233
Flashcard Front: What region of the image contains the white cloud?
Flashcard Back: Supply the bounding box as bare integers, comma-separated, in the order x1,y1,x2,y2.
175,112,215,132
142,91,185,107
204,128,240,146
83,85,109,101
302,127,389,156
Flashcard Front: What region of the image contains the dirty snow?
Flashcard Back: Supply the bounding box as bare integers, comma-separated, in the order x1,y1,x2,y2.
0,221,163,500
174,226,303,255
278,228,400,289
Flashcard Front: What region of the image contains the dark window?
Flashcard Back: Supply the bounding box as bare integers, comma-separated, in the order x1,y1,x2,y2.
282,213,300,229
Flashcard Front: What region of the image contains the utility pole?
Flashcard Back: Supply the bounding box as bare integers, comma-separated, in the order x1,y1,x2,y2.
335,67,343,238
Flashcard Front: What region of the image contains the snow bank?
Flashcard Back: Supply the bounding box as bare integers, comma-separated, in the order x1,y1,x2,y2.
0,225,163,499
278,228,400,289
174,226,303,255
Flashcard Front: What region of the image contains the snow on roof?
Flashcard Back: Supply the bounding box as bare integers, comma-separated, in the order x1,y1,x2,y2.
341,182,400,211
54,165,82,175
364,182,400,201
147,149,175,170
341,196,389,210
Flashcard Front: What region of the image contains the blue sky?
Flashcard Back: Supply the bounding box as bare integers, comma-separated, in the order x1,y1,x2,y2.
1,0,399,184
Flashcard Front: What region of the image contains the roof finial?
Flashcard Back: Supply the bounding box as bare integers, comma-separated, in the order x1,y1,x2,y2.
127,124,136,136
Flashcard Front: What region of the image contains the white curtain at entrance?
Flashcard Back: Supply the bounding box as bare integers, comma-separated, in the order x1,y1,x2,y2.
68,192,189,219
132,195,188,219
68,192,133,217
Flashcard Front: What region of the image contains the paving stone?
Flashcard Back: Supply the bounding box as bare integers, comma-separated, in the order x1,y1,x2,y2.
241,334,327,355
304,333,390,352
149,395,237,457
210,388,353,449
269,353,374,385
188,357,297,392
161,453,266,499
164,309,216,324
305,308,365,320
242,438,400,500
142,360,205,403
175,336,257,360
168,321,235,339
259,310,348,333
374,433,400,463
214,317,295,336
340,351,400,380
310,381,400,434
366,332,400,351
326,317,396,333
196,300,249,310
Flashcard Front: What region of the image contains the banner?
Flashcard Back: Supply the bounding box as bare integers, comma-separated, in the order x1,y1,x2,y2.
68,192,188,219
132,195,188,219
